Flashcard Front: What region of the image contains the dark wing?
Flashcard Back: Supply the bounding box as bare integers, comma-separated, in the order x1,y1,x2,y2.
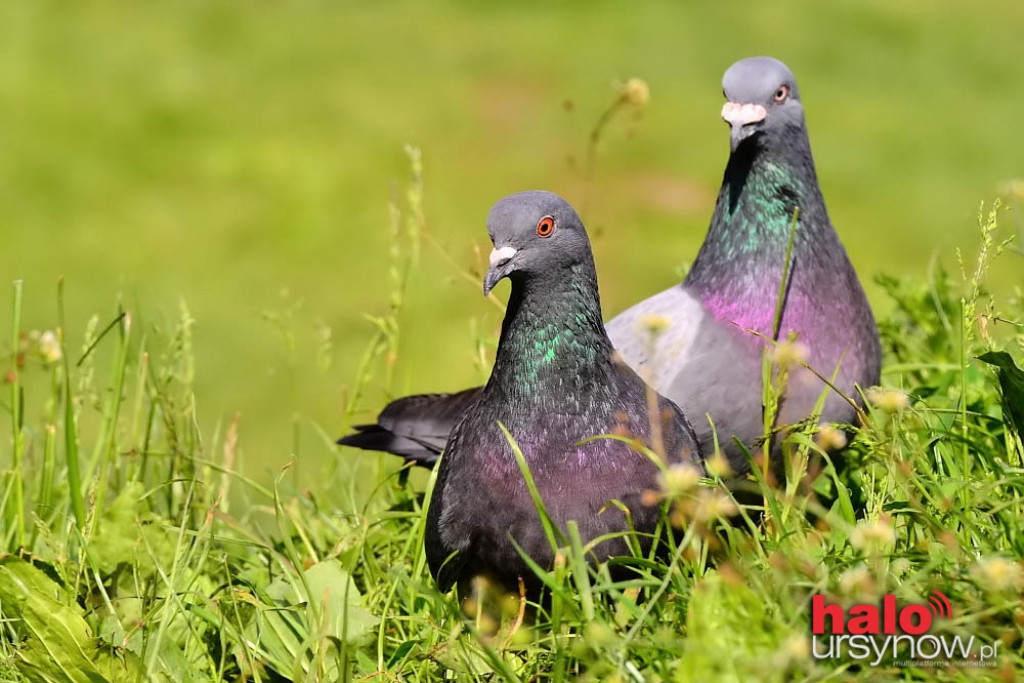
337,387,483,467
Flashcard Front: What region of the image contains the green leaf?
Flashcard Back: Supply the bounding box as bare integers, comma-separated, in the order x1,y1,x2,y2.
385,640,416,668
304,560,379,644
247,578,305,674
87,481,176,577
0,556,145,682
246,560,378,679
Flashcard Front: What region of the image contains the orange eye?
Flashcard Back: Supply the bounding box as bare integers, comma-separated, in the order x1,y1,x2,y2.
773,84,789,102
536,216,555,237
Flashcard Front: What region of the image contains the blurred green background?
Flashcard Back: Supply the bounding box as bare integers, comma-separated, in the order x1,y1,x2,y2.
2,0,1021,483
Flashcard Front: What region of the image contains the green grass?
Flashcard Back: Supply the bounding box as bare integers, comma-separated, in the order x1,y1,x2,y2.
0,176,1021,680
1,2,1023,678
2,0,1023,477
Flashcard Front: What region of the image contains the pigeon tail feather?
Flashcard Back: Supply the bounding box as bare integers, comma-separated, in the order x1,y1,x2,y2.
336,388,481,467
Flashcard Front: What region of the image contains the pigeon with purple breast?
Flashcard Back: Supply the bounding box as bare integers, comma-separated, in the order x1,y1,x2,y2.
425,191,701,595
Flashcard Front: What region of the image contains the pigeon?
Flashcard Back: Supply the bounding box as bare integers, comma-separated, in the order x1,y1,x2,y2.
339,56,881,477
606,56,881,471
424,191,702,595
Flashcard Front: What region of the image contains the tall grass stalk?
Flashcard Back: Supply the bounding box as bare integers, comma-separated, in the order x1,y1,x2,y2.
88,311,131,535
57,277,86,530
7,280,25,549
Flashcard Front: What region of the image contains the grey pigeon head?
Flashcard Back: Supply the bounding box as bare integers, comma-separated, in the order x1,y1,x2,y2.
721,56,805,151
483,190,592,295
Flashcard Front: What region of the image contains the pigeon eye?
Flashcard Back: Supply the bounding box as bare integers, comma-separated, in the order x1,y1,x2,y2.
773,85,789,102
536,216,555,237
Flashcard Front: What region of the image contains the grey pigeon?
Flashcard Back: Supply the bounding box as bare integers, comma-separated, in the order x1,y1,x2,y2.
339,56,880,477
606,56,880,470
425,191,701,595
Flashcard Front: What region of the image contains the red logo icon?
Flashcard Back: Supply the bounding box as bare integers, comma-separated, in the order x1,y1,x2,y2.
811,592,952,636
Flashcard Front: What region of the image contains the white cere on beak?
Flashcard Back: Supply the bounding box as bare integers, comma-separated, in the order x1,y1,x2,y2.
489,246,518,268
721,101,767,126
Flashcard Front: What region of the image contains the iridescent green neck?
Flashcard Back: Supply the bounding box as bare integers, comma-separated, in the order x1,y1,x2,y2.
685,130,831,333
489,263,613,394
704,141,815,261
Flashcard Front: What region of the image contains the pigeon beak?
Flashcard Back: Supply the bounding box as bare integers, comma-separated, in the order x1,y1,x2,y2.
722,101,767,152
484,246,518,295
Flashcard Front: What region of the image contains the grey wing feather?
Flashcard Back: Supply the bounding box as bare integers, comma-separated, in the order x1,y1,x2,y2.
607,285,766,471
606,285,707,395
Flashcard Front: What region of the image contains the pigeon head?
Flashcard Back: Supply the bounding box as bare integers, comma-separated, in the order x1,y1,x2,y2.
721,57,805,152
483,190,592,295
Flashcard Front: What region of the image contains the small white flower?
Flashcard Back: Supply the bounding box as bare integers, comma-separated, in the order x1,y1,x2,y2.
39,330,62,364
657,463,701,497
850,519,897,554
771,340,809,368
839,565,875,596
971,556,1023,593
705,452,733,478
866,387,910,414
815,424,848,451
891,557,912,577
692,488,737,522
620,78,650,106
